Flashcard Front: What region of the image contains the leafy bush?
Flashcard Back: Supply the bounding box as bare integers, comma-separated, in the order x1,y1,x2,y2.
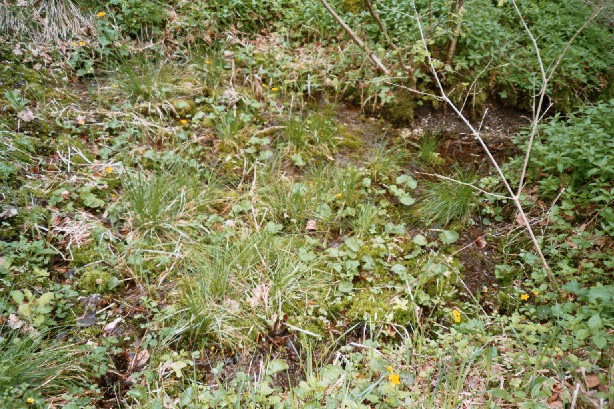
516,100,613,212
109,0,169,39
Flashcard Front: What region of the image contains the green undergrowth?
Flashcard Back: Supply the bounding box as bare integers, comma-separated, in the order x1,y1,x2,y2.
0,1,612,407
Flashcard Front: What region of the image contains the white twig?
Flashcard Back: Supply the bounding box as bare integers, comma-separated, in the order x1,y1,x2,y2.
411,3,553,278
570,382,580,409
512,0,603,196
415,171,510,200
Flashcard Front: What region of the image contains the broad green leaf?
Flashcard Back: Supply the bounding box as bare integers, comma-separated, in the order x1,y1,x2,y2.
266,359,289,375
413,235,428,246
439,230,459,244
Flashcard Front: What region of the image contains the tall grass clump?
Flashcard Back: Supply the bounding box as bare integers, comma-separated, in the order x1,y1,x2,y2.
121,166,219,243
417,168,478,226
180,233,326,348
0,0,93,40
0,325,91,403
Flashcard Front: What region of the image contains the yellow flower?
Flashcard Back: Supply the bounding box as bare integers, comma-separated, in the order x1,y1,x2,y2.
27,398,35,404
532,291,539,296
271,87,279,92
520,294,530,301
205,59,212,64
389,373,401,386
335,193,343,199
104,166,113,174
79,41,86,46
180,119,188,125
452,309,461,323
96,11,106,17
386,366,394,373
262,83,268,88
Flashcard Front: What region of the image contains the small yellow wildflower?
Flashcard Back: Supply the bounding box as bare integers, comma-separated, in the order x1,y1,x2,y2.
71,41,78,47
180,119,188,125
96,11,106,17
386,366,394,373
104,166,113,174
262,83,268,88
205,59,212,64
452,309,461,323
79,41,86,46
532,291,539,296
271,87,279,92
389,373,401,386
27,398,35,404
335,193,343,199
520,294,530,301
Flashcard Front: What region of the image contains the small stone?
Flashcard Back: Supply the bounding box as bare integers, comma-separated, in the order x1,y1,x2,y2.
76,311,97,327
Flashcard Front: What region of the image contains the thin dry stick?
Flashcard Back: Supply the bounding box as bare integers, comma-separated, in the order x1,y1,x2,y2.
411,4,554,279
570,382,580,409
414,171,511,200
512,0,603,196
319,0,390,74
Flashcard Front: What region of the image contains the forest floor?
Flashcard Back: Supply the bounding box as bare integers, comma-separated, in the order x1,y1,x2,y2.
0,24,612,409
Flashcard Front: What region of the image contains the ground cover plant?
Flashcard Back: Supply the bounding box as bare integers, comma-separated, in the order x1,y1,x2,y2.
0,0,612,407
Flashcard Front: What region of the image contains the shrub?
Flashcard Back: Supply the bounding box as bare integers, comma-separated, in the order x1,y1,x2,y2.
516,100,614,213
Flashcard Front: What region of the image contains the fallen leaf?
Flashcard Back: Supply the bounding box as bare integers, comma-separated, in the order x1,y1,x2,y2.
585,374,600,388
247,283,270,307
129,349,150,371
515,213,526,226
8,313,25,330
474,236,487,249
104,317,122,336
305,219,317,231
17,109,35,122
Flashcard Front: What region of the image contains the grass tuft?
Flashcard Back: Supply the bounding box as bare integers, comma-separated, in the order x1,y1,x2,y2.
417,168,478,226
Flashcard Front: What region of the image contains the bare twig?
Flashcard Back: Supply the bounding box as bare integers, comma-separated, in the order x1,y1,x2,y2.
512,0,603,196
570,382,580,409
411,4,554,279
318,0,390,74
414,171,510,200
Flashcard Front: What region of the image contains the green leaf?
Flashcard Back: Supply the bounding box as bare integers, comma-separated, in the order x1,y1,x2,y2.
37,292,55,307
107,276,120,290
316,203,332,219
490,388,512,401
169,361,188,378
587,314,603,330
127,386,148,400
338,281,354,293
396,174,417,189
592,334,607,349
439,230,459,244
345,237,362,252
10,290,24,304
391,264,407,275
399,195,416,206
413,234,428,246
266,359,289,375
